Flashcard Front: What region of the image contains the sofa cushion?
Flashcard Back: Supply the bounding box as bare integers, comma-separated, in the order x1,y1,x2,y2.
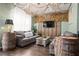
14,31,25,35
24,31,33,38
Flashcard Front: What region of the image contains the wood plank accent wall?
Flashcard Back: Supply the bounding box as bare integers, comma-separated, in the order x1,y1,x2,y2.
33,13,68,38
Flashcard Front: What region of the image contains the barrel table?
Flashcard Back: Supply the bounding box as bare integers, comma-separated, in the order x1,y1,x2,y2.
2,32,16,51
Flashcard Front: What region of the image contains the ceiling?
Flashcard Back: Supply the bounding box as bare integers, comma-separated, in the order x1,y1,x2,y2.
15,3,71,15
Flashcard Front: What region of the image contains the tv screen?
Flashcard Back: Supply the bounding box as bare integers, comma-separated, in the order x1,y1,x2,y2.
43,21,55,28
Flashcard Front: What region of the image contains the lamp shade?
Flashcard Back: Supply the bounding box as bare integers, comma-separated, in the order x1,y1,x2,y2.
5,19,13,25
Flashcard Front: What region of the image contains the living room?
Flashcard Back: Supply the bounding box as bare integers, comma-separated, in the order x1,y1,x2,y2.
0,3,79,56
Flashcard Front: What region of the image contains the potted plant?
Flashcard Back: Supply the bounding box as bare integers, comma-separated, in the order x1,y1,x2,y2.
32,24,37,35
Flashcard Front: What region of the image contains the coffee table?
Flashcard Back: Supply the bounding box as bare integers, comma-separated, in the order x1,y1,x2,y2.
36,36,50,47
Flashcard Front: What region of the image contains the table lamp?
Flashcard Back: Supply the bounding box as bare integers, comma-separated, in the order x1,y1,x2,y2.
4,19,13,32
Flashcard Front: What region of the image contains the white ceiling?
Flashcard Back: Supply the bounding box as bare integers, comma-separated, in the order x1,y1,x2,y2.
16,3,71,15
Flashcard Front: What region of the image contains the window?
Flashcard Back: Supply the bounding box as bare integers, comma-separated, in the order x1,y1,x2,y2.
13,7,31,31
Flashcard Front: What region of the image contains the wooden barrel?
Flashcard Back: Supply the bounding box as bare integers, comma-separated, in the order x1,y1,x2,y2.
2,32,16,51
61,37,79,56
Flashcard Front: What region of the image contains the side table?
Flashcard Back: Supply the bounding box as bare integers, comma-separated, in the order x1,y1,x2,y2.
2,32,16,51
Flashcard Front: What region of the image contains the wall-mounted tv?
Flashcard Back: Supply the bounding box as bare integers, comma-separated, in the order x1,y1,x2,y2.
43,21,55,28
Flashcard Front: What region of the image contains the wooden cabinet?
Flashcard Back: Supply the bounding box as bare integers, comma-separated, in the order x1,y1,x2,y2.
54,36,79,56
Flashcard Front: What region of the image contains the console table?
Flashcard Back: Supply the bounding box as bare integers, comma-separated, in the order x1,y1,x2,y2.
53,36,79,56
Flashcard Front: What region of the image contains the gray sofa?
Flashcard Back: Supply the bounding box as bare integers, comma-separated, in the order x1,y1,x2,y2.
15,31,39,47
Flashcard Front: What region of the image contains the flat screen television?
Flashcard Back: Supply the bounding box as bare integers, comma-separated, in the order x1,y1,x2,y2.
43,21,55,28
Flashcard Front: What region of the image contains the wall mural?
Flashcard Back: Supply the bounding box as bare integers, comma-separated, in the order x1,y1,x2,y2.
34,12,68,23
16,3,71,15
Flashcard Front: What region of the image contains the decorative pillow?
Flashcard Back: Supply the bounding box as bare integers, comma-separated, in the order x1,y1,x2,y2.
24,31,33,38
